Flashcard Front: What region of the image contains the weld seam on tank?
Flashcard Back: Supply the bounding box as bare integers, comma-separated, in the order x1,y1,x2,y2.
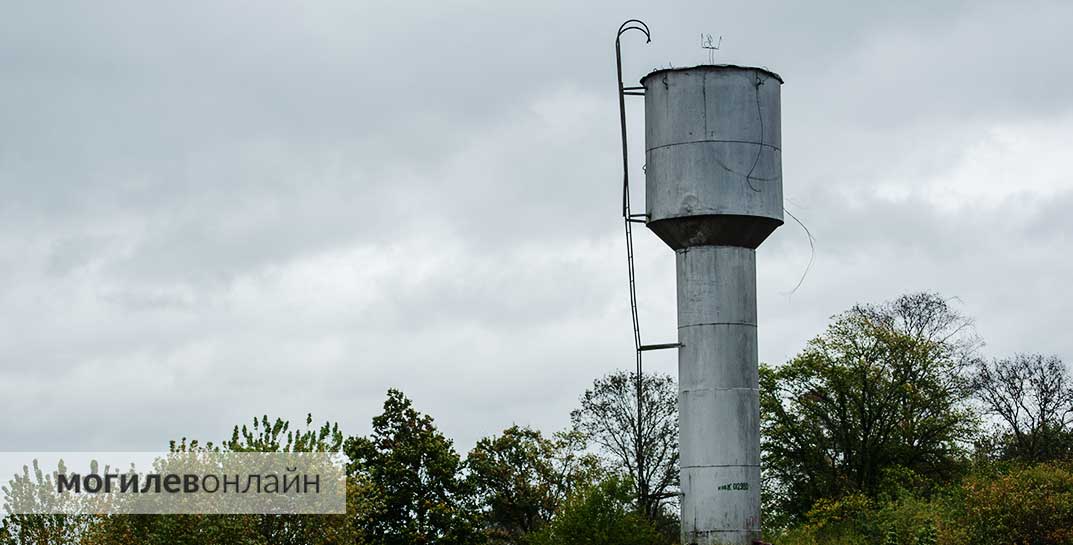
681,464,761,468
677,244,759,252
692,530,755,535
701,71,708,138
680,387,759,392
646,139,781,153
678,322,757,328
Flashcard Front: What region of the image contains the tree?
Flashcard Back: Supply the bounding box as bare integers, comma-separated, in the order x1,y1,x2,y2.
761,293,979,521
570,371,678,519
344,389,479,545
0,459,95,545
80,414,351,545
465,425,600,543
224,414,350,545
973,354,1073,462
525,476,661,545
224,413,344,453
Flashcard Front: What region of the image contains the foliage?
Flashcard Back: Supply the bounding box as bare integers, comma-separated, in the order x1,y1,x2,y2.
914,520,937,545
344,389,480,545
225,413,344,453
790,493,878,545
465,425,600,544
974,354,1073,462
570,371,678,519
884,526,899,545
79,413,351,545
772,488,954,545
761,293,979,522
526,476,662,545
0,460,95,545
771,462,1073,545
80,513,262,545
957,461,1073,545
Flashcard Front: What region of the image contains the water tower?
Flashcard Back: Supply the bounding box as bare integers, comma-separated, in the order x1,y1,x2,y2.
616,21,783,545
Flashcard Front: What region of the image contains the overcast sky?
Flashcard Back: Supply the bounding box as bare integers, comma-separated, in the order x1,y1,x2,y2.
2,0,1071,453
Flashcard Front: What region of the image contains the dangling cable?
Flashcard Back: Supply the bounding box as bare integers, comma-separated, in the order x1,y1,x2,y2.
781,206,816,296
745,73,766,192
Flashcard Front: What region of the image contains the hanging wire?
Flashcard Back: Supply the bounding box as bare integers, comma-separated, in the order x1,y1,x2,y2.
782,206,816,296
745,73,766,192
741,70,816,295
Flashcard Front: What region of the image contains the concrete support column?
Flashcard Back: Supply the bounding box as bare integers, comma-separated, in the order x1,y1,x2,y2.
676,245,760,545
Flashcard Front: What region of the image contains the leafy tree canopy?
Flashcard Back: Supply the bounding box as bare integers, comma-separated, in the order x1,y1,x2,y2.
526,475,662,545
974,354,1073,462
344,389,479,545
761,293,979,522
466,425,600,544
570,371,678,519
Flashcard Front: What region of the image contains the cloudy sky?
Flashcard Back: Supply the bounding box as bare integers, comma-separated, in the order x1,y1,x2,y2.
2,0,1071,452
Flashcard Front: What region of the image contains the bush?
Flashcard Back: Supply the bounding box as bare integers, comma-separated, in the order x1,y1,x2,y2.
958,462,1073,545
526,476,661,545
772,491,957,545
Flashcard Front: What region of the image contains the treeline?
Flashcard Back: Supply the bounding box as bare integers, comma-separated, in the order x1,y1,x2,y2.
3,293,1073,544
1,377,677,545
761,293,1073,544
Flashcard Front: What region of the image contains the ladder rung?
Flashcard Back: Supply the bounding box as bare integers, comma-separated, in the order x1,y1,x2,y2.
635,343,678,351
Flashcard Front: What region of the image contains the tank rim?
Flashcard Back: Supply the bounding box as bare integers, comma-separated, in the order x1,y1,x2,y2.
640,64,784,85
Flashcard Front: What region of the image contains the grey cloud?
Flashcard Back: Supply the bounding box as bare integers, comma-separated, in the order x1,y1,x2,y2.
1,0,1071,453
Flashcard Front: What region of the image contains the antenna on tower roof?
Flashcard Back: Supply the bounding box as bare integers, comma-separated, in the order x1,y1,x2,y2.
701,33,722,64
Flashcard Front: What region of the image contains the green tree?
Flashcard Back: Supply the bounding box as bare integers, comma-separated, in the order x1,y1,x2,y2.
526,475,661,545
570,371,678,519
973,354,1073,462
466,425,600,543
0,459,95,545
761,293,979,522
224,413,344,453
81,512,261,545
344,389,479,545
81,414,350,545
226,414,349,545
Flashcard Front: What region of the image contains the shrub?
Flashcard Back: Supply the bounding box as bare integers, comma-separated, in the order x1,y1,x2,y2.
958,462,1073,545
526,476,661,545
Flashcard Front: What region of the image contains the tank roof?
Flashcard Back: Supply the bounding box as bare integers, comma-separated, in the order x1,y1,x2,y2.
640,64,784,85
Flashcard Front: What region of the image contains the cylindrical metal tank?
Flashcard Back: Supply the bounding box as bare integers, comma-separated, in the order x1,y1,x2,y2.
642,65,783,250
641,65,783,545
